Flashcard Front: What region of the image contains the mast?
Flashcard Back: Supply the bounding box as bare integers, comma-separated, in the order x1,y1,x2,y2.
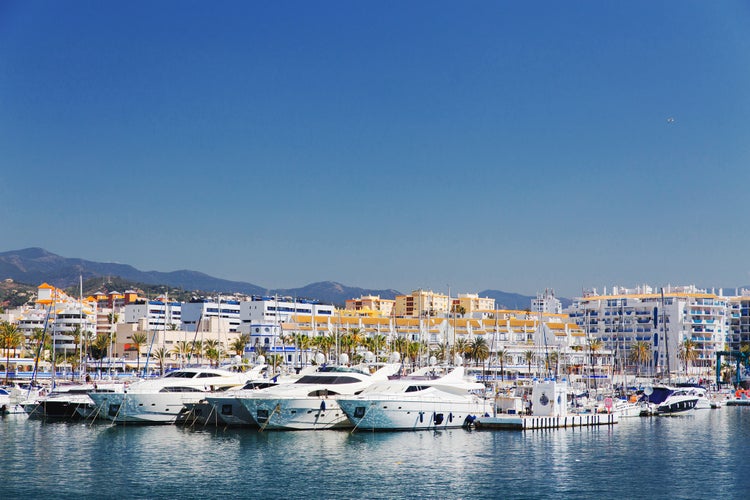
51,287,57,389
78,275,84,382
661,288,671,383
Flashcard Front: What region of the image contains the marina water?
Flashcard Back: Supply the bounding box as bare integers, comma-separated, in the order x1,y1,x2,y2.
2,409,750,499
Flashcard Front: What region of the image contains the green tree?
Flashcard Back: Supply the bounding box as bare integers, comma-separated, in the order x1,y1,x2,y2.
629,341,651,377
587,338,603,385
91,334,111,371
470,337,490,367
431,342,448,363
495,348,511,382
131,332,148,374
203,339,221,367
679,338,699,376
171,340,191,367
523,350,535,378
547,351,559,377
455,338,470,365
191,340,203,363
231,333,251,357
1,322,25,383
152,347,169,376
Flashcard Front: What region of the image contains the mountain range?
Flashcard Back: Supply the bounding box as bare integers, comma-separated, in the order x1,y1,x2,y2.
0,247,549,308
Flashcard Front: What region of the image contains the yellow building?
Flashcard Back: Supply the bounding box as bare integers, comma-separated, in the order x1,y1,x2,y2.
393,289,450,318
453,293,495,315
345,295,395,317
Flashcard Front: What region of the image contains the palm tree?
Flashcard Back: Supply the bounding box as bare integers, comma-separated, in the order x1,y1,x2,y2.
171,340,191,367
587,338,603,386
267,353,283,373
406,341,423,369
547,351,560,378
1,321,24,383
30,327,50,364
191,340,203,364
496,348,510,382
230,333,251,357
348,328,364,350
679,338,699,376
470,337,490,367
292,333,311,367
91,334,111,371
629,340,651,377
152,347,168,376
455,338,470,365
363,333,388,361
392,337,409,361
431,342,448,364
339,333,355,363
203,339,221,367
131,332,148,374
523,350,535,379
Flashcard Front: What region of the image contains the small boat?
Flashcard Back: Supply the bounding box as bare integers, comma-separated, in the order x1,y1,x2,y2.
656,389,699,415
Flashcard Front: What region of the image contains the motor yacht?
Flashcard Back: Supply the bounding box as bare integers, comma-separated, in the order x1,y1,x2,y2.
239,363,401,430
88,367,251,424
337,366,492,431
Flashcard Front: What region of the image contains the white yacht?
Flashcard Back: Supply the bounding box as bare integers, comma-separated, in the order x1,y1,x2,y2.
88,367,250,424
337,366,492,431
239,364,401,430
193,366,318,427
21,382,123,421
656,386,710,415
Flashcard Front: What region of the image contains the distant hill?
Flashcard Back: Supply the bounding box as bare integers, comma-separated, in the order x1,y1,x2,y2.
1,248,574,308
0,247,267,295
0,248,401,306
275,281,401,305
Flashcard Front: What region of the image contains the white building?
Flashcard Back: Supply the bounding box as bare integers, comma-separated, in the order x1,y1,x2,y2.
531,289,562,315
566,285,727,378
239,296,335,352
123,300,182,332
181,298,241,333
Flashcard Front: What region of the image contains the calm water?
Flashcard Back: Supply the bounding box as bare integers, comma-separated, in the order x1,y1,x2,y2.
2,409,750,499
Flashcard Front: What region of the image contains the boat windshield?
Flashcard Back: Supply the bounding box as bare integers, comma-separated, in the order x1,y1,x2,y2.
295,375,364,385
164,371,199,378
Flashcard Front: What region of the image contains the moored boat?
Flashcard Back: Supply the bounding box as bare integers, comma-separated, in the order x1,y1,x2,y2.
239,363,401,430
337,366,492,431
89,367,251,424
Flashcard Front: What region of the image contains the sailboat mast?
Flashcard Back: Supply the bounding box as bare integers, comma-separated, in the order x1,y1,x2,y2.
79,275,84,382
661,288,670,383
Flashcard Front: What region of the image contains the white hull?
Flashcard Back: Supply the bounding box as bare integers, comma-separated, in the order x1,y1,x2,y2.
338,396,491,431
200,396,257,427
89,391,208,424
242,397,350,430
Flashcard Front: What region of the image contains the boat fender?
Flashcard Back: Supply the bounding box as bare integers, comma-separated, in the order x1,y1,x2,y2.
320,400,326,411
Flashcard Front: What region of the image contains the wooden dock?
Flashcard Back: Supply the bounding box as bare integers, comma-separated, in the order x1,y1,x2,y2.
474,412,618,430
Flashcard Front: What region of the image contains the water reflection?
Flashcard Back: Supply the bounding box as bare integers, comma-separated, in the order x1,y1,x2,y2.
3,410,750,499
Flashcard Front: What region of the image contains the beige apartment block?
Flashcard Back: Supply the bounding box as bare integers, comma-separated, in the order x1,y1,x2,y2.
393,289,451,318
345,295,395,317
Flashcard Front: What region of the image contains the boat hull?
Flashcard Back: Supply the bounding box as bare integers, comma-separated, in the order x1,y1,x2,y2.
241,397,350,430
657,397,698,415
89,391,208,424
337,397,491,431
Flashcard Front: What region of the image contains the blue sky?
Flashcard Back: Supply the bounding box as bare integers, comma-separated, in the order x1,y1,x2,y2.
2,1,749,298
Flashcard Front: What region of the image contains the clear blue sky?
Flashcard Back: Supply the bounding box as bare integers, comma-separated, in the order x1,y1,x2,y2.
2,1,749,298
